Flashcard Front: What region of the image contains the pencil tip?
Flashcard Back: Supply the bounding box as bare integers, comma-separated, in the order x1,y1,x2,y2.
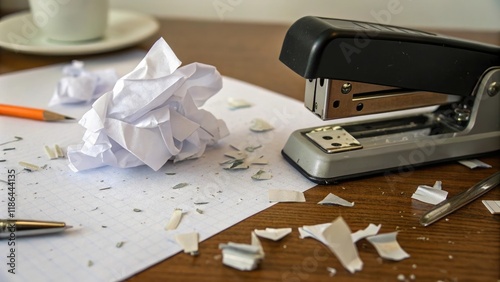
64,116,75,120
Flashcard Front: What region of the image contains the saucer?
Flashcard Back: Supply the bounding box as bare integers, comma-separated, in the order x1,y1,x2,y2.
0,10,159,55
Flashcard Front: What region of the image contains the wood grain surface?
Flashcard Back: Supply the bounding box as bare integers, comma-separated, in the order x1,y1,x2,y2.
1,16,499,281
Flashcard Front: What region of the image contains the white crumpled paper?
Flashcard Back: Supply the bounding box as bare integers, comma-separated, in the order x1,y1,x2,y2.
67,38,229,171
49,60,118,106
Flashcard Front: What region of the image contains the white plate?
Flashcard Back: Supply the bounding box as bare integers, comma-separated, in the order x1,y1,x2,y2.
0,10,159,55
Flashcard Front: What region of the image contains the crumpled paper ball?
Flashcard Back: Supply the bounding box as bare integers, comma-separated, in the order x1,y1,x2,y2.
49,60,118,106
67,37,229,171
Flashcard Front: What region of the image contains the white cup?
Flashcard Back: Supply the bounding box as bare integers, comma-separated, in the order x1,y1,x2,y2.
28,0,109,42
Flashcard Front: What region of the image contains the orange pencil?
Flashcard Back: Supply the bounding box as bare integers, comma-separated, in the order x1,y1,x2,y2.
0,104,74,121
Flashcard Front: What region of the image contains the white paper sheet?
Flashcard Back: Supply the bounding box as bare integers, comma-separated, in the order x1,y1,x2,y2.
0,49,334,282
482,200,500,214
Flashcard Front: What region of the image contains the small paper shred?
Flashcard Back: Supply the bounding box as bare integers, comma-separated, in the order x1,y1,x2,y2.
196,208,204,214
165,209,183,230
44,146,57,160
366,232,410,261
268,189,305,203
175,232,199,255
245,145,262,152
224,151,247,160
251,169,272,180
318,193,354,207
172,183,189,189
54,144,64,158
19,161,40,171
458,159,492,169
227,97,252,110
254,228,292,241
249,118,273,132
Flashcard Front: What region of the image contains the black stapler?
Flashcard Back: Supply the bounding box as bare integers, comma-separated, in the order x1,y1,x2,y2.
279,16,500,184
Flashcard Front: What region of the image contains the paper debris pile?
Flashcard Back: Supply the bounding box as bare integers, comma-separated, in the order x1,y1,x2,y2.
299,217,409,273
67,38,229,171
49,60,118,106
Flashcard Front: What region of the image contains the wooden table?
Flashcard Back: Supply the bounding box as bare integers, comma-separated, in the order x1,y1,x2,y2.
1,16,499,281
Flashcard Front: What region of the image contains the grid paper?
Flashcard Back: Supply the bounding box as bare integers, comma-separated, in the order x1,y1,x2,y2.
0,50,330,281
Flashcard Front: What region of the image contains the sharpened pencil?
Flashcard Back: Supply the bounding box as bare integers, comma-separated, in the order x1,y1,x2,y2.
0,104,74,121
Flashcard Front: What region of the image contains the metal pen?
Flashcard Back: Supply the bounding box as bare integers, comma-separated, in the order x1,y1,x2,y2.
0,219,71,238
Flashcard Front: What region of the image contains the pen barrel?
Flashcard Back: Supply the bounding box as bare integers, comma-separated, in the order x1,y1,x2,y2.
0,104,45,121
0,219,67,238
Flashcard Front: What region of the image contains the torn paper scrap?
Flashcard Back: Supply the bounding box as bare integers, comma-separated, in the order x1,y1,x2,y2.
366,232,410,261
165,209,183,230
482,200,500,214
298,222,332,245
251,169,272,180
322,217,363,273
249,118,274,132
175,232,199,255
219,233,264,271
351,223,382,243
227,97,252,110
268,189,305,203
254,228,292,241
318,193,354,207
49,60,118,106
67,38,229,171
411,181,448,205
458,159,492,169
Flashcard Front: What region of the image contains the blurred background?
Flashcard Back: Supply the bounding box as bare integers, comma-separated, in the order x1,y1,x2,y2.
1,0,499,31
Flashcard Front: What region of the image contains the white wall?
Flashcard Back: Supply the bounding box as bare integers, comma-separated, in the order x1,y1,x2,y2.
2,0,500,31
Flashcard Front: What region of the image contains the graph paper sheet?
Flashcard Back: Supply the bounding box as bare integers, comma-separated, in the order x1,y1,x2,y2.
0,50,331,281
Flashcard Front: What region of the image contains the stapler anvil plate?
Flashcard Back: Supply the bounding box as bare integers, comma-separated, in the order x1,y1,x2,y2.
279,16,500,184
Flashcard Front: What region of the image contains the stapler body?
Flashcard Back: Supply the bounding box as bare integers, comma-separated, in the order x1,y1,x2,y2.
279,16,500,184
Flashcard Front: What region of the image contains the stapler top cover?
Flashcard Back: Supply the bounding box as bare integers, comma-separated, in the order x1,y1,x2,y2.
279,16,500,97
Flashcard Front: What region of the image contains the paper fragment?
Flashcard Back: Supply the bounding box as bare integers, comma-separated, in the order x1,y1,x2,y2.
221,159,249,170
249,156,269,165
172,183,189,189
54,144,64,158
175,232,199,255
482,200,500,214
249,118,273,132
366,232,410,261
219,232,264,271
227,97,252,110
322,217,363,273
49,60,118,106
224,151,247,160
165,209,183,230
67,38,229,172
411,181,448,205
251,170,272,180
458,159,492,169
244,145,261,152
326,267,337,277
19,161,40,171
351,223,382,243
318,193,354,207
268,189,305,202
254,228,292,241
44,146,57,160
